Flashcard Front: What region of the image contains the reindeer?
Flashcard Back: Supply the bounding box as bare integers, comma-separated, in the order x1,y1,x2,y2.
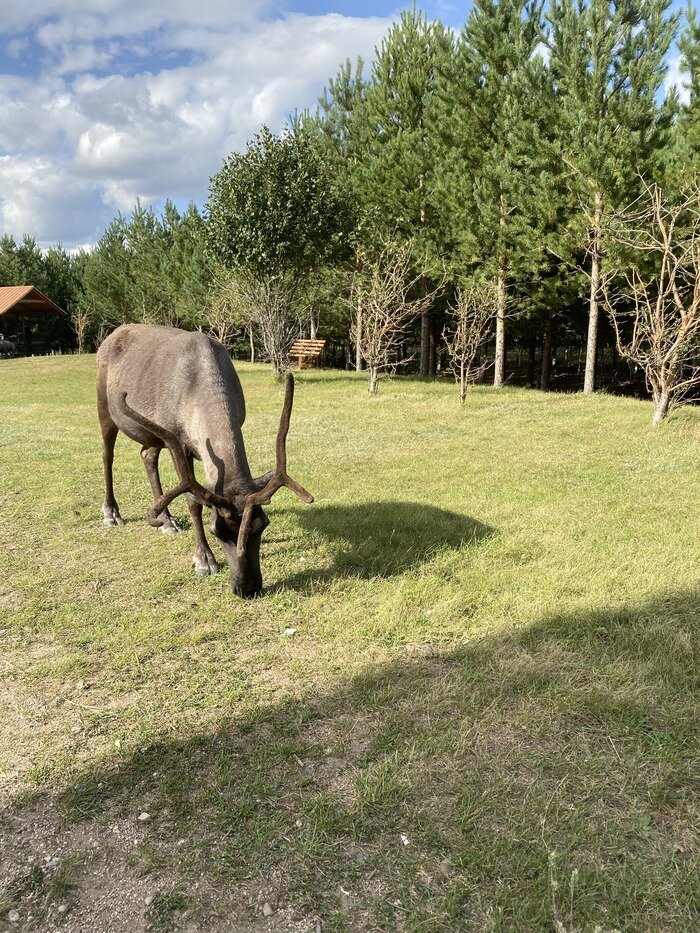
96,324,313,598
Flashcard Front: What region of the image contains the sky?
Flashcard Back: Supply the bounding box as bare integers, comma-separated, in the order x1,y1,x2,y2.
0,1,692,251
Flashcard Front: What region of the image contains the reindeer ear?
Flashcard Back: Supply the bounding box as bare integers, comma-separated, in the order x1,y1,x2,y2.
251,470,275,491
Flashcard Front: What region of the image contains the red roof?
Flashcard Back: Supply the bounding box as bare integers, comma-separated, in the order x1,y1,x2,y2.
0,285,65,317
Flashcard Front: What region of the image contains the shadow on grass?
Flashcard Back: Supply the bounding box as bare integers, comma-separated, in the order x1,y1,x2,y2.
275,501,493,590
3,590,699,930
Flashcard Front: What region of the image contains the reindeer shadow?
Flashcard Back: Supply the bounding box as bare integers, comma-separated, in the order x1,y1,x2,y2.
271,501,493,590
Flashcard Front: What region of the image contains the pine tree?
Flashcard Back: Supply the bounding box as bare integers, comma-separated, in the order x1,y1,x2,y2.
359,8,454,376
308,60,368,359
79,215,133,327
432,0,547,387
548,0,677,394
674,4,700,181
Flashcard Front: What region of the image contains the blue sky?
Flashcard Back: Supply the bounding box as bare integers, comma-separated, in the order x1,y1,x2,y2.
0,1,692,249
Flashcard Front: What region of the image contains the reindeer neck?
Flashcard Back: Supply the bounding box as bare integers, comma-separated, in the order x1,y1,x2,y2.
186,398,256,499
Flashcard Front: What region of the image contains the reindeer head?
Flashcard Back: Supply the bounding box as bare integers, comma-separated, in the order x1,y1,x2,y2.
118,374,313,598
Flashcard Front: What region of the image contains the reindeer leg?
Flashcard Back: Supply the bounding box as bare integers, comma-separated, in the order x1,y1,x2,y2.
100,423,125,526
141,446,181,534
186,494,221,576
181,448,222,576
97,367,124,527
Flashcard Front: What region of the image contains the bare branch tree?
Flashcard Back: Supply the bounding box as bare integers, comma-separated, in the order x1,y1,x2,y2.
208,268,304,371
207,268,245,350
602,182,700,425
442,280,498,403
70,304,92,354
234,272,305,377
350,241,437,395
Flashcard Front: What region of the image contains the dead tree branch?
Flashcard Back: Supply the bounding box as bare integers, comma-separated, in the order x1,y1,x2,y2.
350,241,439,395
443,280,498,403
602,182,700,425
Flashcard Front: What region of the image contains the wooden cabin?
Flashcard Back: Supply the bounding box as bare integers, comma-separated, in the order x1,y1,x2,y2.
0,286,67,355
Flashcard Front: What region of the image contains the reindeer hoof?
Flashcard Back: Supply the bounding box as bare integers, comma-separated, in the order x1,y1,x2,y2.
159,519,181,535
102,505,125,527
193,548,221,576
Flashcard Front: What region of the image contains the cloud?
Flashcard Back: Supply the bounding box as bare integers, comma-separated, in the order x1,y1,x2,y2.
665,53,690,107
0,3,391,248
0,155,110,245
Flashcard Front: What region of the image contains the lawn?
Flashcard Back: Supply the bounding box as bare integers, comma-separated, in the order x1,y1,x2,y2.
0,354,698,932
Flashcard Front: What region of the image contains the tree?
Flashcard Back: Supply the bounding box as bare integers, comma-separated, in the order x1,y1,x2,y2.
78,215,133,330
0,234,78,350
351,240,436,394
602,181,700,425
443,280,498,402
314,58,369,370
70,305,91,353
671,4,700,183
359,9,454,377
207,126,353,375
549,0,678,394
432,0,548,389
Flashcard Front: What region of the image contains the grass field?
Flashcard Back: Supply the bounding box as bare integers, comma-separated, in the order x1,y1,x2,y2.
1,354,698,932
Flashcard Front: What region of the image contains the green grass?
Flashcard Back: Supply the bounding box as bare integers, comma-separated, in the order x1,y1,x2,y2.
1,354,698,931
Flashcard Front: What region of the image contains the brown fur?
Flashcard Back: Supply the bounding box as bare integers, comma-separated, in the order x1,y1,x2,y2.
97,324,279,597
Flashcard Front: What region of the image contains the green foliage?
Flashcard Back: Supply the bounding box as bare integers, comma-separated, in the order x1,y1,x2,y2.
357,9,454,270
549,0,677,216
671,4,700,183
206,125,354,280
77,200,214,344
0,234,78,350
432,0,549,280
0,2,692,386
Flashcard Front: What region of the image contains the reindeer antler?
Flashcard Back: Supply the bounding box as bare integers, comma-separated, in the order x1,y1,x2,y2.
118,375,312,549
117,393,236,527
236,373,314,557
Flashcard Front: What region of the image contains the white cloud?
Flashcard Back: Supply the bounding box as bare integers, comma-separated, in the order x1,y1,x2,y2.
0,155,110,244
0,3,391,247
665,53,690,107
533,41,550,65
3,1,273,38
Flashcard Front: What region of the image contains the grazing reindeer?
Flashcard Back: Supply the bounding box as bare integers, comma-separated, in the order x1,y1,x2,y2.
96,324,313,598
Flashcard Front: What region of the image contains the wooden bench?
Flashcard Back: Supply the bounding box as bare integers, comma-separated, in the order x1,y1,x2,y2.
290,338,326,369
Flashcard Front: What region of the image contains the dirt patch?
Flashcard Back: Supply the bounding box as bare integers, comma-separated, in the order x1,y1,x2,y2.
1,799,321,932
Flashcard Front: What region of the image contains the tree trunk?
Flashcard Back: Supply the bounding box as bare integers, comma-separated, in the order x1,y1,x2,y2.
527,331,537,387
540,309,556,391
460,362,467,404
493,254,507,388
355,304,363,372
652,389,671,425
310,308,317,341
428,321,437,376
420,310,431,377
249,325,255,364
368,367,379,395
584,192,603,395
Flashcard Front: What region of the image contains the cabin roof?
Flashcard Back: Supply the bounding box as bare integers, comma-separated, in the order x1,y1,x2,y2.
0,285,65,318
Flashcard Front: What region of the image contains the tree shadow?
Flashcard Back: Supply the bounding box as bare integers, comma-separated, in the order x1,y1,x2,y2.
274,501,493,590
3,589,698,930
